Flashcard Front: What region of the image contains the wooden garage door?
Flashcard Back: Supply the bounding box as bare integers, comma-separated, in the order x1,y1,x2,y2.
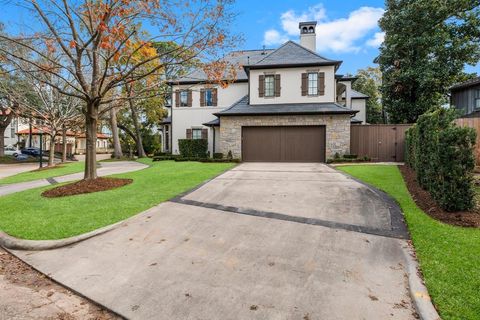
242,126,326,162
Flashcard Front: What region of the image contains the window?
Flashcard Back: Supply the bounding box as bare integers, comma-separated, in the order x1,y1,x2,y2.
264,75,275,97
204,89,213,106
308,73,318,96
192,129,203,140
475,98,480,110
180,91,188,107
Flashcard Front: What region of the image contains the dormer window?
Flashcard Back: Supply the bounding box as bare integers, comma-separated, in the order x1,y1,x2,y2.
308,73,318,96
264,75,275,97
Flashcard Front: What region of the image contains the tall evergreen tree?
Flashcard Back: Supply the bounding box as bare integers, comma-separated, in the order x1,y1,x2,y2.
353,67,384,124
377,0,480,123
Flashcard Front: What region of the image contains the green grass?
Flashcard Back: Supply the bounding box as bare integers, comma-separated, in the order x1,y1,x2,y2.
0,162,85,185
338,165,480,320
0,159,234,240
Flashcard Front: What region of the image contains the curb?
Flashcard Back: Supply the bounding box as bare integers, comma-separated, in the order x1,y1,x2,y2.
0,221,124,251
401,242,441,320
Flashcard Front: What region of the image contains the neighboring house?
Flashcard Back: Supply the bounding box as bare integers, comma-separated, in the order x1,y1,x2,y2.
162,21,368,162
450,76,480,117
16,127,111,155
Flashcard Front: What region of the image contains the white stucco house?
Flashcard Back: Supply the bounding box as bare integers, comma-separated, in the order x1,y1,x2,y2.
161,21,368,162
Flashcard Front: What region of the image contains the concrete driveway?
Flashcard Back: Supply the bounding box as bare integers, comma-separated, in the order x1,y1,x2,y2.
13,163,415,319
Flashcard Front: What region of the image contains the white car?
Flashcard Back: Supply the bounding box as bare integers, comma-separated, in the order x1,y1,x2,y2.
4,146,21,157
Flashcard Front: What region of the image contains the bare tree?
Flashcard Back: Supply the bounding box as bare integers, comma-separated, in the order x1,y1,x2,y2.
0,0,238,180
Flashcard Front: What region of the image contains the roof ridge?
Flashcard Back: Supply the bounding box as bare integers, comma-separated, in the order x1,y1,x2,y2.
253,41,292,65
286,40,337,62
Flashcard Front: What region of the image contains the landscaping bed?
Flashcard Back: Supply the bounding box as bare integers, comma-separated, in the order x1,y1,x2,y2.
42,177,133,198
339,165,480,320
400,165,480,228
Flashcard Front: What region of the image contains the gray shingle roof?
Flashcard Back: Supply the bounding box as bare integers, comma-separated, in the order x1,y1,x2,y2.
215,95,357,116
171,49,274,84
351,89,369,99
203,118,220,126
450,76,480,91
246,41,341,69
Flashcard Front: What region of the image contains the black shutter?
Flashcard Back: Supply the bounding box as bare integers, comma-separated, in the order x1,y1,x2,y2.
318,72,325,96
275,74,281,97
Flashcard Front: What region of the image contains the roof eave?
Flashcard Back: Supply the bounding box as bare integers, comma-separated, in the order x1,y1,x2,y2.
244,61,342,71
215,110,358,117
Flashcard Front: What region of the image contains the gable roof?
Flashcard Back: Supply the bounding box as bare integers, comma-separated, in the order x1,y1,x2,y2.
245,41,342,70
215,95,357,117
169,49,274,84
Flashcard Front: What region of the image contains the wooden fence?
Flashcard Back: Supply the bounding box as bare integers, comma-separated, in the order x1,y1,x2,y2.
455,117,480,165
350,124,412,162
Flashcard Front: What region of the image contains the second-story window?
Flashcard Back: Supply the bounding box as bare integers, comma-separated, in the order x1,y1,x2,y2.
264,75,275,97
204,89,213,106
180,91,188,107
308,73,318,96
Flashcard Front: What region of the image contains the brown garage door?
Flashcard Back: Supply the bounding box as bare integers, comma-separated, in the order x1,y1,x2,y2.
242,126,326,162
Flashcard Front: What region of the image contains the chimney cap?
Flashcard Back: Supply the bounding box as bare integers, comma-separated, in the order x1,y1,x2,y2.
299,21,318,28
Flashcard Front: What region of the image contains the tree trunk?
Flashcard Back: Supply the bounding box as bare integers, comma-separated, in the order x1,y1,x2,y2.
62,125,67,162
128,99,146,158
0,126,5,157
110,107,123,159
84,103,98,180
48,134,56,167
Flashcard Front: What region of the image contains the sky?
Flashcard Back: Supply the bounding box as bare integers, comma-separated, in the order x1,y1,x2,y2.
1,0,479,76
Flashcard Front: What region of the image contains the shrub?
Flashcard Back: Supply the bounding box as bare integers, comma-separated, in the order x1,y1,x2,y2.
152,155,180,161
343,154,358,159
178,139,208,158
213,153,224,159
405,107,476,211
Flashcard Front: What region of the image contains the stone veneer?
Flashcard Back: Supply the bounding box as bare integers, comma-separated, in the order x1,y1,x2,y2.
218,114,351,160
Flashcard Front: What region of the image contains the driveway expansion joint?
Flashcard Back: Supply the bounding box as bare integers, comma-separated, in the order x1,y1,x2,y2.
46,177,58,185
170,198,408,239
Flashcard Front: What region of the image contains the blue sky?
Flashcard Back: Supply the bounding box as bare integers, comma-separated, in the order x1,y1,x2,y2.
2,0,479,76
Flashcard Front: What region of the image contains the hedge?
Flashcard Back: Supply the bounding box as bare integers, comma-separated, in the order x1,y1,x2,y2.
152,155,180,161
178,139,208,158
174,157,240,163
405,107,476,211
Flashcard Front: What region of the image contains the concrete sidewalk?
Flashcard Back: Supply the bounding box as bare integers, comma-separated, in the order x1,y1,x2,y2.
0,161,147,197
12,163,417,319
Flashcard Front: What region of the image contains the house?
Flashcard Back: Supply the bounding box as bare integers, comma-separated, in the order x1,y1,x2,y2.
162,21,367,162
450,76,480,117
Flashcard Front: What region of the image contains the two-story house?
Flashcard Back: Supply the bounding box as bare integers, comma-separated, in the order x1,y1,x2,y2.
162,21,367,162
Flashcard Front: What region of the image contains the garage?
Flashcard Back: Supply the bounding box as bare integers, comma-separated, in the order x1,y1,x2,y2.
242,126,326,162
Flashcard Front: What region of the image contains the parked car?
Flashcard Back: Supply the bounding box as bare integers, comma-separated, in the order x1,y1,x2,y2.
4,146,22,157
21,147,41,156
15,154,29,161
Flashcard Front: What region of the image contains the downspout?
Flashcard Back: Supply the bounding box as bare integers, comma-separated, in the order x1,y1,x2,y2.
212,127,216,155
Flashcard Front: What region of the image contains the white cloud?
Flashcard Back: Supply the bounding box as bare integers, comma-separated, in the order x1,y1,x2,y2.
366,32,385,48
263,4,384,53
263,29,289,46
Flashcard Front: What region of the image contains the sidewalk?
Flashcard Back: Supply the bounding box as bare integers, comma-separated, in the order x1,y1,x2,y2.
0,161,148,197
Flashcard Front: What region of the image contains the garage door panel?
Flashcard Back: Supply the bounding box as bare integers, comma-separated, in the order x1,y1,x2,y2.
242,126,325,162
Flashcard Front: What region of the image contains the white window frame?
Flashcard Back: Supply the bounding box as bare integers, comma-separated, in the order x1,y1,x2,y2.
308,72,318,96
192,128,203,140
180,91,188,107
204,89,213,106
264,75,275,97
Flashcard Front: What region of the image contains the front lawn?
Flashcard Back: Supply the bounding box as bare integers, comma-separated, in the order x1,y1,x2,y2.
0,159,234,240
339,165,480,320
0,162,85,185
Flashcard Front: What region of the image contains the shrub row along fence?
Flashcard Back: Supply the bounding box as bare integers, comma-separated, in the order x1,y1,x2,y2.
405,108,476,211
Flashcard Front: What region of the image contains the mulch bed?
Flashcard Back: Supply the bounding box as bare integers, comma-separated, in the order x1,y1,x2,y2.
42,177,132,198
399,165,480,228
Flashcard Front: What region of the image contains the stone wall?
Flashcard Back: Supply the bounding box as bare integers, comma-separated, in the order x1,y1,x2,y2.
219,114,351,160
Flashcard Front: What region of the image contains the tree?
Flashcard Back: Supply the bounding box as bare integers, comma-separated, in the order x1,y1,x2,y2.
353,67,383,124
0,0,238,179
377,0,480,123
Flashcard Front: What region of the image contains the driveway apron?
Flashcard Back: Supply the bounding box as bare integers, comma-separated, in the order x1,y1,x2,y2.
12,163,416,320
